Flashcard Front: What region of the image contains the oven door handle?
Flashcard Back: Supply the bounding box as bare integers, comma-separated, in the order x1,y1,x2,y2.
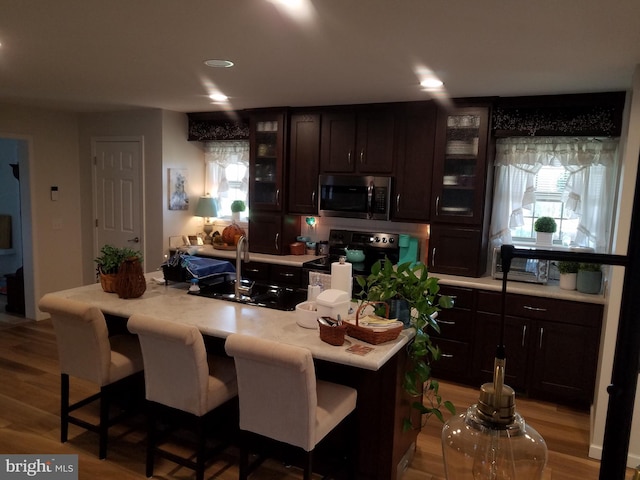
367,180,374,219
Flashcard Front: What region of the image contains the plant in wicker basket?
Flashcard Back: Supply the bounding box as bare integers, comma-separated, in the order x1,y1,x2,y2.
95,245,143,293
356,259,455,431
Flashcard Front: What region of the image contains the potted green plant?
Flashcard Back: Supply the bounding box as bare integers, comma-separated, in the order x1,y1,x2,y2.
557,261,579,290
577,262,602,294
230,200,246,222
95,245,143,293
534,216,557,245
356,259,455,431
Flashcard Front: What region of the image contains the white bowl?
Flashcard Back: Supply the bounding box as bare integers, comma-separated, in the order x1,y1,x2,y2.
295,301,319,329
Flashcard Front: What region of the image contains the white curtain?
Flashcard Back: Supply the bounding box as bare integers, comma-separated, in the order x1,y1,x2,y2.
489,136,619,252
203,141,249,211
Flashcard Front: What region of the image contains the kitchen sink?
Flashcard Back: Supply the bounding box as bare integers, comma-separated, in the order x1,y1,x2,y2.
188,278,307,311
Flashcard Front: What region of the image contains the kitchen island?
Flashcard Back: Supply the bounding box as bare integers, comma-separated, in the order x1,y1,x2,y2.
43,276,421,480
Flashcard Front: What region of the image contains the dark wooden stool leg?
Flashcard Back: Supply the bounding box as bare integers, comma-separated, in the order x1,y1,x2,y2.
146,402,156,478
60,374,69,443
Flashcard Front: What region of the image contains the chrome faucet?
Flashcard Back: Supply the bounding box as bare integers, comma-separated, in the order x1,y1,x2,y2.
235,235,252,298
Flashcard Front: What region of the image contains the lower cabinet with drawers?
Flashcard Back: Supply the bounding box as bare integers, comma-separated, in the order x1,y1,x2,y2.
430,286,476,384
431,287,603,408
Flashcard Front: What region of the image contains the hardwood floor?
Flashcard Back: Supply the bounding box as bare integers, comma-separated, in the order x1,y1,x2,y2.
0,317,635,480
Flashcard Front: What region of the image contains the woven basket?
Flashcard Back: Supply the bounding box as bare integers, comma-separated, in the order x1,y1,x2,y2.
346,302,403,345
318,319,347,346
115,257,147,299
99,271,118,293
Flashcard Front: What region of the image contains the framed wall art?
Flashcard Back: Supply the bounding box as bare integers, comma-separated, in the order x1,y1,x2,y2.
168,168,189,210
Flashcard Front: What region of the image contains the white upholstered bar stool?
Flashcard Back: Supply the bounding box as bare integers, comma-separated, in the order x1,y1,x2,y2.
224,333,357,480
38,294,144,460
127,314,238,480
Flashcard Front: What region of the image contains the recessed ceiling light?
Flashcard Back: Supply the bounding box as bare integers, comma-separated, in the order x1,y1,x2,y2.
209,93,229,102
420,78,444,89
204,59,234,68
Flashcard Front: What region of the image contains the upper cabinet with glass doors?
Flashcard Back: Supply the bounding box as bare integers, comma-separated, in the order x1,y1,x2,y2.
432,106,490,225
249,112,286,212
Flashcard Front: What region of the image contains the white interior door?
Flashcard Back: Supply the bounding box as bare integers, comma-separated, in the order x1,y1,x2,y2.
93,139,143,257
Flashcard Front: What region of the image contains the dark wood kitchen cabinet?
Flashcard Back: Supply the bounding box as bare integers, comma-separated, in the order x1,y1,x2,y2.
429,102,493,277
430,286,475,383
428,225,486,277
392,101,437,222
287,113,320,214
320,107,395,174
248,212,300,255
474,290,603,407
432,105,490,224
250,111,286,212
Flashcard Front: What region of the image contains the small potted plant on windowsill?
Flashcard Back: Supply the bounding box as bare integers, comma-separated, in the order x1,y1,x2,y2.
230,200,246,223
534,216,557,245
557,261,579,290
577,262,603,294
356,259,455,431
95,245,143,293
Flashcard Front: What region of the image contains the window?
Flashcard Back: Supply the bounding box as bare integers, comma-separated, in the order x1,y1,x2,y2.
204,141,250,221
489,137,619,252
511,166,577,244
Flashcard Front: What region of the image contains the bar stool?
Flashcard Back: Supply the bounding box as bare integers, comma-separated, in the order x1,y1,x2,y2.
38,294,144,460
127,314,238,480
224,333,357,480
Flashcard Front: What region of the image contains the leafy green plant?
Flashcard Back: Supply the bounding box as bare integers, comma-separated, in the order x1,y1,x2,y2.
356,259,456,430
557,261,579,274
230,200,246,213
534,216,557,233
579,262,602,272
95,245,143,275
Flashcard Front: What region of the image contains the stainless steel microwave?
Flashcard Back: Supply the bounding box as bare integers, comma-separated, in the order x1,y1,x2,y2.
318,175,392,220
491,246,549,284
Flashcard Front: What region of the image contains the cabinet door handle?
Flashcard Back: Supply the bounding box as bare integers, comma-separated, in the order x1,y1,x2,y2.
275,189,280,206
441,353,454,359
439,320,456,326
280,272,295,278
275,233,279,252
539,327,544,349
523,305,547,312
360,148,365,164
311,190,316,206
396,194,401,213
245,268,260,273
522,325,527,347
435,196,440,215
347,150,352,165
431,247,436,266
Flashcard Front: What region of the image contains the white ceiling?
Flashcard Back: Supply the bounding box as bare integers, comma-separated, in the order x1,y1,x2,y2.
1,0,640,113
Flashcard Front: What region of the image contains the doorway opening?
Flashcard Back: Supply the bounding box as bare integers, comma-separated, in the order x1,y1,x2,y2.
0,137,32,321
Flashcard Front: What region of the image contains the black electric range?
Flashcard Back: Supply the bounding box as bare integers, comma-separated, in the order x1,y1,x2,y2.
302,229,400,277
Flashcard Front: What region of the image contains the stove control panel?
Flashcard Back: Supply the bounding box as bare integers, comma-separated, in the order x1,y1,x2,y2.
329,229,399,250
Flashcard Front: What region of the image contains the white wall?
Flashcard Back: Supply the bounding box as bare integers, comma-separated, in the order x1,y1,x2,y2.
161,111,206,261
590,65,640,467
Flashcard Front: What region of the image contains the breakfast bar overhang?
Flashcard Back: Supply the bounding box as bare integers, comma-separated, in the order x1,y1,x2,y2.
42,277,423,480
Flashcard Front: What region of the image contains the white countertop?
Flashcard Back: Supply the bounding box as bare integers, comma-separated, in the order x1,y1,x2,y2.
44,275,412,372
433,273,606,304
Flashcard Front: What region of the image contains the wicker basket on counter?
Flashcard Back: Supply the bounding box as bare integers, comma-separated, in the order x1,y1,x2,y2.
318,319,347,346
346,302,403,345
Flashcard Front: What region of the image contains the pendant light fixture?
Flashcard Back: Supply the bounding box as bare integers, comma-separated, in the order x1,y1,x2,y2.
441,245,548,479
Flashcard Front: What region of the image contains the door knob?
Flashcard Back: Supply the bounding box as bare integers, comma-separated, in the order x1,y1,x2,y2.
128,237,140,243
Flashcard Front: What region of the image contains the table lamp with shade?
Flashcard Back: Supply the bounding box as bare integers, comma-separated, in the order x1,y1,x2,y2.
194,195,218,244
